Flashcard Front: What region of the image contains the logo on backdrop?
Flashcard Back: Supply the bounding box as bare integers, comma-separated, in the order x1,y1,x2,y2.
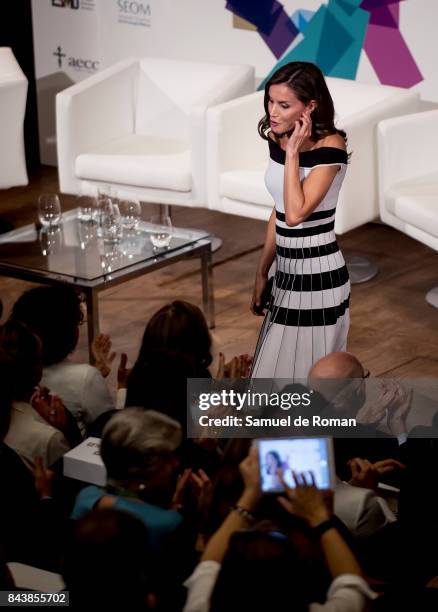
52,0,96,11
117,0,152,27
52,0,79,8
53,46,100,73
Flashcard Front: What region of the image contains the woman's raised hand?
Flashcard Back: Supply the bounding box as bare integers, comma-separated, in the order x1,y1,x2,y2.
285,109,312,156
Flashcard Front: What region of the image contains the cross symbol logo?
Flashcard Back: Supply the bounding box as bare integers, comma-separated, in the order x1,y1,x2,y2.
53,46,67,68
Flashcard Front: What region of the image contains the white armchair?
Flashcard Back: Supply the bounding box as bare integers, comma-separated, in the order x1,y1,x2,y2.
378,110,438,307
207,78,420,278
56,57,254,207
0,48,28,189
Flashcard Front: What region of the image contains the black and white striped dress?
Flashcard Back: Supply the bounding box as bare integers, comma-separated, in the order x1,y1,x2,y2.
251,140,350,379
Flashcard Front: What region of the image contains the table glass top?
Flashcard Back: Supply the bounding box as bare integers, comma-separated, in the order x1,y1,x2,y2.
0,209,211,284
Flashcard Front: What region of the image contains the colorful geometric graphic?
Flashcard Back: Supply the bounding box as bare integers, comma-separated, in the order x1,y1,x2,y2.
227,0,422,89
226,1,299,58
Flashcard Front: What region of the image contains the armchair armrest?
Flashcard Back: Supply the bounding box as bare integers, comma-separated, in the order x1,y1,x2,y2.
334,89,419,234
189,64,255,204
207,90,264,174
56,58,138,194
207,91,266,210
0,48,28,188
378,109,438,205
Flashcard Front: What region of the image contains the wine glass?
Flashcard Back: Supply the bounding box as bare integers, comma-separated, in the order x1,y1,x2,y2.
101,201,123,243
148,214,173,249
38,194,61,227
119,199,141,230
95,185,116,233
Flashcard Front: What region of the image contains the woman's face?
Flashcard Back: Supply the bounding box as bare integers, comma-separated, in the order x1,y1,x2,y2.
268,84,312,135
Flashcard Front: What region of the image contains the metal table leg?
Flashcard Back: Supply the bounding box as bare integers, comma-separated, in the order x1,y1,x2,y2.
201,245,215,329
85,288,100,363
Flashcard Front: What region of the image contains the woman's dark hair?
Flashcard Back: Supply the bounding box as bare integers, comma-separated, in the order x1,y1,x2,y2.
0,320,42,407
126,349,199,428
11,286,83,366
266,450,282,473
137,300,212,370
258,61,347,144
209,528,309,612
63,508,153,610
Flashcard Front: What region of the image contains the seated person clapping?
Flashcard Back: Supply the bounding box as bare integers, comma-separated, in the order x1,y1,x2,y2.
121,301,252,397
11,286,116,436
72,408,192,549
0,320,71,471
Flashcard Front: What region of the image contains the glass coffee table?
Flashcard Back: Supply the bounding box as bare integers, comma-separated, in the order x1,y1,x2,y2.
0,209,215,361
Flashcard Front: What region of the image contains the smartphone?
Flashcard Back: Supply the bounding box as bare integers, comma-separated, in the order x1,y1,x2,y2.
256,437,335,493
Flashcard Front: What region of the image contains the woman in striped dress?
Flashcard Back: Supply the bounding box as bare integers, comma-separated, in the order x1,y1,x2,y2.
251,62,350,379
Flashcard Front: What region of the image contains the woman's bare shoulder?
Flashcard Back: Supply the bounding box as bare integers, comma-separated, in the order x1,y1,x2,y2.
317,133,347,151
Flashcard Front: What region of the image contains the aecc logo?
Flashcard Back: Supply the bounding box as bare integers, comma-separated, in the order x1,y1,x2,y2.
53,46,100,72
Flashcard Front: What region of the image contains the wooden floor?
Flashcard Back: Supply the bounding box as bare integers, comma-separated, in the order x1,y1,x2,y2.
1,166,438,390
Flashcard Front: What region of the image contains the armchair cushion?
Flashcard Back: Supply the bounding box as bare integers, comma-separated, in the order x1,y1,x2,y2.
75,134,191,192
220,167,271,208
388,172,438,237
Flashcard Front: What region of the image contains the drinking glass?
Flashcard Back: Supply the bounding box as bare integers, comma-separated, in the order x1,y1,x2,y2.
77,219,97,250
119,199,141,230
101,202,123,243
148,214,173,249
96,185,116,233
76,195,97,223
39,226,62,256
38,194,61,227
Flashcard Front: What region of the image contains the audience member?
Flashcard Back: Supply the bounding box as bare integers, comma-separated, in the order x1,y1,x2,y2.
11,286,116,435
72,408,185,548
0,320,70,470
126,300,251,387
63,508,155,610
0,340,63,567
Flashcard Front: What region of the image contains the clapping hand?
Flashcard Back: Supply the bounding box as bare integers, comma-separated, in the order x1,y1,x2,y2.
348,457,406,491
172,468,212,511
91,333,116,378
31,386,67,432
357,380,411,430
117,352,131,389
216,352,253,379
33,456,55,499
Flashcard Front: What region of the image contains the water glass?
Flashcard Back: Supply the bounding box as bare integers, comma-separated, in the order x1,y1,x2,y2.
77,220,97,250
101,202,123,243
119,199,141,230
39,226,62,256
148,214,173,249
38,194,61,227
76,195,97,223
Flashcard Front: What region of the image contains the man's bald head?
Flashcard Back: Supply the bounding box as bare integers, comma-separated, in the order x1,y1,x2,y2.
308,352,367,413
309,352,365,380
